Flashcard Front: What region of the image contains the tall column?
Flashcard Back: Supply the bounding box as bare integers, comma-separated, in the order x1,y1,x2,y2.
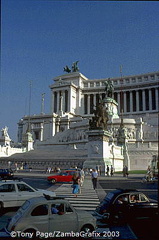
51,91,54,113
68,89,71,112
117,92,120,113
123,92,127,113
155,88,159,111
130,91,133,113
93,93,96,108
136,90,139,112
149,89,152,111
87,94,90,114
57,91,60,113
63,90,65,112
142,89,146,112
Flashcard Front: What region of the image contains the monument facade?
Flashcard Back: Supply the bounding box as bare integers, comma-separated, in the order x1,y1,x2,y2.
7,68,158,170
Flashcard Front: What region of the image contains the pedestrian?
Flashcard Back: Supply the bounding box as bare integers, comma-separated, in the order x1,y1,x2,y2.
110,165,114,176
72,172,80,197
123,166,126,177
91,169,98,190
106,165,109,176
79,168,85,187
125,165,129,177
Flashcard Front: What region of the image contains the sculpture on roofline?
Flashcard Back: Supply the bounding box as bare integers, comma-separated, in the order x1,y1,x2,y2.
63,65,71,73
1,126,9,138
72,61,79,72
63,61,79,73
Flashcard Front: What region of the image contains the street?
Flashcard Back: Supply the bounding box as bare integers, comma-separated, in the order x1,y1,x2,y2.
0,173,158,239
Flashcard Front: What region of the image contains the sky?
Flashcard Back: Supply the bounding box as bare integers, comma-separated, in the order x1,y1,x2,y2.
1,0,159,141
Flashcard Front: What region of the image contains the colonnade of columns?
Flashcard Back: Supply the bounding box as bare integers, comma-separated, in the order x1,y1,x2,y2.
52,90,69,114
84,87,159,115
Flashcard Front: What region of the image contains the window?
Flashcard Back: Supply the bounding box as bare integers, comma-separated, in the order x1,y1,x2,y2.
51,203,65,215
0,184,15,192
66,204,73,213
17,184,34,192
140,194,149,202
138,77,142,82
130,194,140,203
31,204,48,216
84,83,88,87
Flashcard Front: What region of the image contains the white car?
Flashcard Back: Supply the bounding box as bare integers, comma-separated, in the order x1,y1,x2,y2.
0,180,56,211
6,196,96,237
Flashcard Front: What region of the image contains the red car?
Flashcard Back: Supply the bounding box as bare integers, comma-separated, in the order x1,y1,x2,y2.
47,170,77,184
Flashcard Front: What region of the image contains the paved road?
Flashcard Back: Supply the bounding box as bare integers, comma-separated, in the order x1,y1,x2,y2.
0,173,158,239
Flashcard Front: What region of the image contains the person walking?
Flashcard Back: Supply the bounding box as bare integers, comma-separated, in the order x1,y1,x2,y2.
106,165,109,176
125,165,129,177
79,168,85,187
110,165,114,176
91,169,98,190
72,172,80,197
123,165,126,177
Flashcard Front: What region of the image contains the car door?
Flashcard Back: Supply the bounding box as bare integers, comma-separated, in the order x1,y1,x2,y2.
113,194,129,216
16,183,37,206
49,201,78,232
0,183,17,207
29,204,49,232
128,193,148,219
130,193,156,219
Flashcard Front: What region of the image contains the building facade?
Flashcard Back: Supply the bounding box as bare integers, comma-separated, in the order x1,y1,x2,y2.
15,71,158,171
18,71,159,143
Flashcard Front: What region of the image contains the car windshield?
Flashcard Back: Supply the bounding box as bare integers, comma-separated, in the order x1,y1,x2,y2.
59,172,68,176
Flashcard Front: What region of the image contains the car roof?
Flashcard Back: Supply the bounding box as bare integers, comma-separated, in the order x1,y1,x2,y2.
107,189,139,196
26,196,69,205
0,179,25,184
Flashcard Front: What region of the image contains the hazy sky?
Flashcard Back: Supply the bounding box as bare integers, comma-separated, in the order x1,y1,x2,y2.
1,0,159,141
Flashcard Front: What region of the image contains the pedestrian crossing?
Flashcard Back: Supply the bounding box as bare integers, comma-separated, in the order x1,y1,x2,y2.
51,177,100,211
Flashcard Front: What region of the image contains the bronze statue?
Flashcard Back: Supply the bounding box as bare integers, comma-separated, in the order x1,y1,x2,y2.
104,78,114,98
89,100,109,130
72,61,79,72
63,61,79,73
63,65,71,73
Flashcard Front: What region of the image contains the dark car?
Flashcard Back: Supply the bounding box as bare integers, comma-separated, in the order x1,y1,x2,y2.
47,170,77,184
95,189,158,224
0,169,14,180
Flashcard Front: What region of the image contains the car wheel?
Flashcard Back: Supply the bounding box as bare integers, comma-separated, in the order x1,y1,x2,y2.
24,229,36,237
81,224,94,233
110,212,125,225
51,179,56,184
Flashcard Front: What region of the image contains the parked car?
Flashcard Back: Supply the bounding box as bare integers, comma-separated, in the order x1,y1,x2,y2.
95,189,158,224
0,169,14,180
0,180,56,211
47,170,77,184
6,196,96,236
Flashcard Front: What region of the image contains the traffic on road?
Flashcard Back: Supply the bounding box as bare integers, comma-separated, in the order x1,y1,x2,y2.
0,172,158,239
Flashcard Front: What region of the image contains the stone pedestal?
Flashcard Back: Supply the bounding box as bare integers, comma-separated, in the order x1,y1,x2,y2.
103,97,119,120
22,131,34,151
83,129,111,174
